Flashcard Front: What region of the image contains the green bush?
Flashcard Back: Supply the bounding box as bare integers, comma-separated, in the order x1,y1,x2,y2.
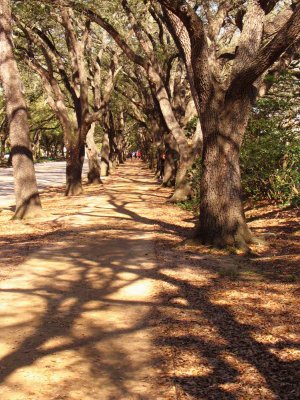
180,73,300,210
181,97,300,211
241,97,300,206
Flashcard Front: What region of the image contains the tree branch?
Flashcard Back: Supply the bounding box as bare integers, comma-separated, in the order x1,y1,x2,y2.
74,4,147,68
231,2,300,90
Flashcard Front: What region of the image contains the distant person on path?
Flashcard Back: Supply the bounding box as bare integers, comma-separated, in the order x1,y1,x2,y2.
137,150,141,159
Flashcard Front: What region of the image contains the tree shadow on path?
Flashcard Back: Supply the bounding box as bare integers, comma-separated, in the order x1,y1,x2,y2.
0,162,299,400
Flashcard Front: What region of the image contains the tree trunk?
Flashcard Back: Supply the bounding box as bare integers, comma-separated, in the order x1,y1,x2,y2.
198,137,252,248
111,153,118,170
148,66,194,200
118,150,125,164
169,150,194,202
101,132,110,176
35,134,41,161
107,112,119,171
0,136,7,160
116,111,126,164
86,123,102,184
115,136,125,165
162,134,177,186
148,144,157,170
109,137,118,171
65,143,84,196
0,0,42,219
198,97,254,248
163,153,176,186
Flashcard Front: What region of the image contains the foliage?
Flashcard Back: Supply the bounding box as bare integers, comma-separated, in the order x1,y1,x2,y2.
180,73,300,210
241,90,300,206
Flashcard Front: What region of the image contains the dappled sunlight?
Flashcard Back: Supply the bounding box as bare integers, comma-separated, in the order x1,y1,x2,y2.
149,182,300,400
0,162,298,399
0,0,298,392
0,240,163,399
0,164,176,399
109,278,154,300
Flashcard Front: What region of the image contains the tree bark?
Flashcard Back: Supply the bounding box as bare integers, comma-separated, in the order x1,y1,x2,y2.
108,131,118,171
0,116,8,161
100,132,110,176
162,133,177,186
163,154,176,186
86,123,102,184
65,142,84,196
170,151,193,202
199,137,252,248
0,0,42,219
148,66,197,200
198,93,254,248
0,135,7,160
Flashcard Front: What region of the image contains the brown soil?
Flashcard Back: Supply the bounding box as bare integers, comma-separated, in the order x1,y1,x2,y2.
0,161,299,399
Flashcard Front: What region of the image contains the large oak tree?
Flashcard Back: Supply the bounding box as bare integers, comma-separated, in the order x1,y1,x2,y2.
157,0,300,247
0,0,42,219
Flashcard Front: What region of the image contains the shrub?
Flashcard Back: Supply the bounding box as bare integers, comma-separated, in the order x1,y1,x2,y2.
241,96,300,205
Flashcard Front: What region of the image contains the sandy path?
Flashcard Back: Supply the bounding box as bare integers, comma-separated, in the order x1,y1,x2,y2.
0,162,176,400
1,162,299,400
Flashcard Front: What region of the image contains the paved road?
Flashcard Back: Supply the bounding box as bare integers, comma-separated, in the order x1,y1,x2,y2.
0,161,88,208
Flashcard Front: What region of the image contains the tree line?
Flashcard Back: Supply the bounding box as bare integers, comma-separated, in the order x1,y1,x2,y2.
0,0,299,247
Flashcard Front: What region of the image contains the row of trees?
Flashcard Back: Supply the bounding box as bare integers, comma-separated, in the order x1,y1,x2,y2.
0,76,64,163
0,0,299,246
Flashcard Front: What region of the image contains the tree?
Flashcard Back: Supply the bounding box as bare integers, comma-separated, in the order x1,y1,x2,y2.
79,0,202,201
157,0,300,247
0,0,42,219
15,1,120,195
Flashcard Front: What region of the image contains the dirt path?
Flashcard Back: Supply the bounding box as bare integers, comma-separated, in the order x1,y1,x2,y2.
0,162,299,400
0,162,177,400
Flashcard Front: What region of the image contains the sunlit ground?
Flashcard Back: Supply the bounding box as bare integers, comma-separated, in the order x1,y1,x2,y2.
0,161,299,399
